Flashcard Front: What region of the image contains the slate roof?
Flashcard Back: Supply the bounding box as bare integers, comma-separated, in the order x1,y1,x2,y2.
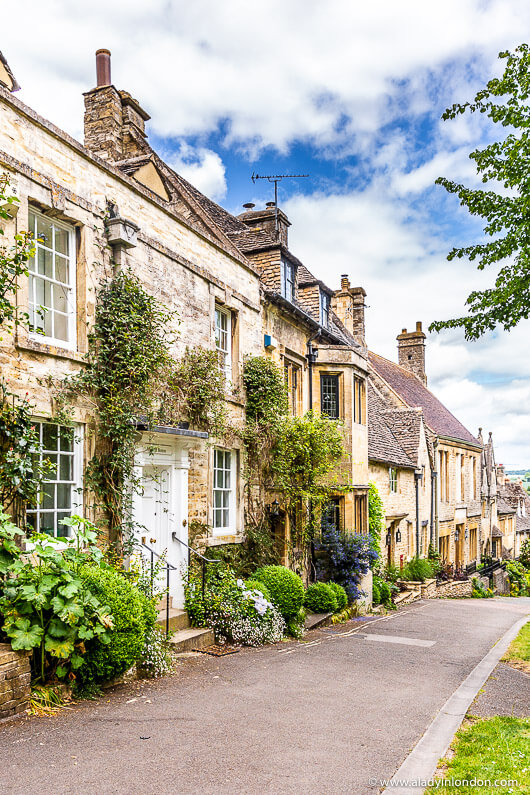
368,351,480,447
382,407,423,466
516,515,530,533
497,498,517,515
368,382,416,469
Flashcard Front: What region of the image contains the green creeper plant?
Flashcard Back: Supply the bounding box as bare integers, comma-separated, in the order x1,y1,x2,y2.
0,173,35,336
431,44,530,339
368,481,384,557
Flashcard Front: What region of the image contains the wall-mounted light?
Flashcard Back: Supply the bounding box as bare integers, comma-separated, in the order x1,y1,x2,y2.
386,531,391,546
395,528,402,543
267,499,281,518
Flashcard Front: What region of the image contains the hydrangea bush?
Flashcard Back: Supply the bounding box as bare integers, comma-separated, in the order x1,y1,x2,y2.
185,566,285,647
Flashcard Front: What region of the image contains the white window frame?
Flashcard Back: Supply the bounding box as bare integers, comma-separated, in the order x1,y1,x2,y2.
26,422,83,539
389,467,398,493
28,210,77,350
215,305,232,383
212,448,236,534
280,258,294,302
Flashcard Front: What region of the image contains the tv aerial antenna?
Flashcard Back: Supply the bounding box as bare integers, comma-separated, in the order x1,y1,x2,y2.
251,172,309,235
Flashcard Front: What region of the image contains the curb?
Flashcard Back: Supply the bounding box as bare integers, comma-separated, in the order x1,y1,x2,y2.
382,612,530,794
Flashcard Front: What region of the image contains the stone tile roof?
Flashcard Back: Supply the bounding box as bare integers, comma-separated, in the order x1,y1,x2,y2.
368,382,416,469
381,407,422,466
516,515,530,533
368,351,480,447
497,498,517,515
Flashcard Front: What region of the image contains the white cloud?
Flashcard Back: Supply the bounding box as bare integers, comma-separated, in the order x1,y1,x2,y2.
166,144,227,201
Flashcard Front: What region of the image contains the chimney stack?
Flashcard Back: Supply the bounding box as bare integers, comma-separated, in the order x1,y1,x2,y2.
397,322,427,385
96,49,111,87
84,50,150,162
331,275,366,349
238,204,291,247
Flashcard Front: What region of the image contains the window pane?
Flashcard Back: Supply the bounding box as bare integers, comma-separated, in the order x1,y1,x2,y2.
43,424,59,450
56,514,71,538
42,484,55,510
59,455,73,482
54,313,68,341
40,514,56,536
53,284,69,313
36,216,53,247
54,227,69,256
44,453,58,479
56,484,71,510
59,426,74,452
37,247,53,278
55,255,69,284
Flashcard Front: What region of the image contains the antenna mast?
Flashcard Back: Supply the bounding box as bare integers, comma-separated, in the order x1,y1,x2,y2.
251,172,309,236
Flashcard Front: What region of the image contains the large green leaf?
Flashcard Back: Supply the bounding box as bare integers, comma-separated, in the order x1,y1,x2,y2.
9,618,44,650
44,636,75,658
19,584,49,609
58,580,80,599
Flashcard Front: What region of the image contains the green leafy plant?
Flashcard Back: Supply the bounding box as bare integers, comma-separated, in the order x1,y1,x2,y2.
76,563,156,686
0,519,112,683
471,577,494,598
0,173,35,336
203,519,281,577
303,582,338,613
506,560,530,596
328,581,348,610
137,625,173,678
519,539,530,569
243,579,271,601
400,557,435,583
372,575,394,607
368,482,384,556
253,565,305,621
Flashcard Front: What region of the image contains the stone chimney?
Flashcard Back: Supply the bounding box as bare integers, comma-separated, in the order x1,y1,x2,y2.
238,204,291,247
83,50,150,162
397,322,427,385
331,275,366,349
496,463,506,487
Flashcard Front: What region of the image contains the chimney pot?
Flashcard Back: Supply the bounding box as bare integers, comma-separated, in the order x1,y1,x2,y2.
340,274,350,291
242,202,255,209
402,328,407,334
416,321,423,333
265,201,276,207
96,49,111,87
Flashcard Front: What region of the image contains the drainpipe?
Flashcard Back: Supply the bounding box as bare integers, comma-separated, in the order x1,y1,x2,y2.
430,469,437,549
414,468,423,557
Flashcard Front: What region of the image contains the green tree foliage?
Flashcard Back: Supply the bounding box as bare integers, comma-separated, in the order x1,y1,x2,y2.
431,44,530,339
368,481,384,556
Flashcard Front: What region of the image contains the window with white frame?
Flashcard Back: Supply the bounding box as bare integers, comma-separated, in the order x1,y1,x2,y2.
389,467,398,493
215,306,232,382
28,211,76,348
320,291,330,328
26,422,82,538
280,258,294,302
213,448,235,532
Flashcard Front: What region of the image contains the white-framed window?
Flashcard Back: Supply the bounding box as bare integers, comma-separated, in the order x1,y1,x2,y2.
26,422,83,538
320,291,330,328
213,448,236,533
215,305,232,383
28,210,76,349
389,467,398,493
280,258,294,302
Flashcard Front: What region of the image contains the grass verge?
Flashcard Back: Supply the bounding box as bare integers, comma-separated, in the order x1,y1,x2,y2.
425,716,530,794
502,621,530,673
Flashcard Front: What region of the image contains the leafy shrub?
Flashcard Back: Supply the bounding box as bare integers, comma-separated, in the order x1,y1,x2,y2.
286,607,306,638
472,577,494,598
0,515,112,683
519,539,530,569
244,579,271,601
137,626,173,678
506,561,530,596
372,575,394,607
253,565,305,621
77,565,156,685
185,566,285,646
328,581,348,610
203,521,280,578
315,522,379,601
400,558,435,583
304,582,338,613
372,582,380,605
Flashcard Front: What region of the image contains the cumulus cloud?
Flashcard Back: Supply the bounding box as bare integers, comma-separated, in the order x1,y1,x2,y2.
166,144,227,201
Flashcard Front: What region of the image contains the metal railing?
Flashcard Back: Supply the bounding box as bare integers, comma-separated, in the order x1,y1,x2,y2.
139,538,221,635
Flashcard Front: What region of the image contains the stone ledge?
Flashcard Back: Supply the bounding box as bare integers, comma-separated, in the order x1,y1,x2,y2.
15,337,86,363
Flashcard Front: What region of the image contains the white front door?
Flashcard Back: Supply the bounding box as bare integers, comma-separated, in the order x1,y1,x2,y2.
133,435,190,608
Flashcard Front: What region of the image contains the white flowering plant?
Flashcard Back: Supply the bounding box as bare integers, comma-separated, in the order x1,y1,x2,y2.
137,626,173,678
184,566,285,647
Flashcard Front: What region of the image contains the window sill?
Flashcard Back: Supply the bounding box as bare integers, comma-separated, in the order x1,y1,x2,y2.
205,533,243,547
16,337,85,363
225,393,244,407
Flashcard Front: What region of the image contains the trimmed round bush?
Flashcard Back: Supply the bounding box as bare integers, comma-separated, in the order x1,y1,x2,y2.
328,582,348,610
379,581,392,605
244,579,272,601
304,582,338,613
78,565,156,685
253,565,304,620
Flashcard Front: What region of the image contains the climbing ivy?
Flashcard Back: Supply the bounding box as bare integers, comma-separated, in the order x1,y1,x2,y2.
0,174,34,336
368,481,384,557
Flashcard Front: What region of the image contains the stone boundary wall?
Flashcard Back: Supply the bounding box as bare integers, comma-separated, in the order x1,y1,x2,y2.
430,579,473,599
0,644,31,721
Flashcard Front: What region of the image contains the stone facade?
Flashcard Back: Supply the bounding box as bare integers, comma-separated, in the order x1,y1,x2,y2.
0,645,31,721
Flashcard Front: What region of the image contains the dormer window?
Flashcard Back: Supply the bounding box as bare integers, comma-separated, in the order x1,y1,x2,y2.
280,259,294,302
320,291,330,328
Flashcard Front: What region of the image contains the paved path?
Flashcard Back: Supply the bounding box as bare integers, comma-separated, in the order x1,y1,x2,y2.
1,598,529,795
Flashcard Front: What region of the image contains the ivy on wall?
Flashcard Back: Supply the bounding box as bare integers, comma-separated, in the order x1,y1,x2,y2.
0,174,34,336
368,481,384,556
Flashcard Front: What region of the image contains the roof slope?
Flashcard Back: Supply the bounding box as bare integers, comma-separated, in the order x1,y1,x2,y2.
369,351,480,447
368,382,416,469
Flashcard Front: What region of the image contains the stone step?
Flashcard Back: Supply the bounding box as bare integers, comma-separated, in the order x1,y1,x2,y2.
394,589,420,606
305,612,333,631
156,608,190,632
168,627,215,653
155,595,174,612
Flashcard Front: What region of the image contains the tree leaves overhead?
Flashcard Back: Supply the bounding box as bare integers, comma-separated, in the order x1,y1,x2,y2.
431,44,530,340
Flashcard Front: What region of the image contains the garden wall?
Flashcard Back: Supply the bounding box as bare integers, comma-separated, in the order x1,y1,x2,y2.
430,580,472,599
0,644,31,721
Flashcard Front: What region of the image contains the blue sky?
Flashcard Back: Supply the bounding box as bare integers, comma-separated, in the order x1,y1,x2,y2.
4,0,530,466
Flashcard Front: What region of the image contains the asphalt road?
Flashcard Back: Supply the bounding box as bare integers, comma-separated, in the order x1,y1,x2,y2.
1,598,529,795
